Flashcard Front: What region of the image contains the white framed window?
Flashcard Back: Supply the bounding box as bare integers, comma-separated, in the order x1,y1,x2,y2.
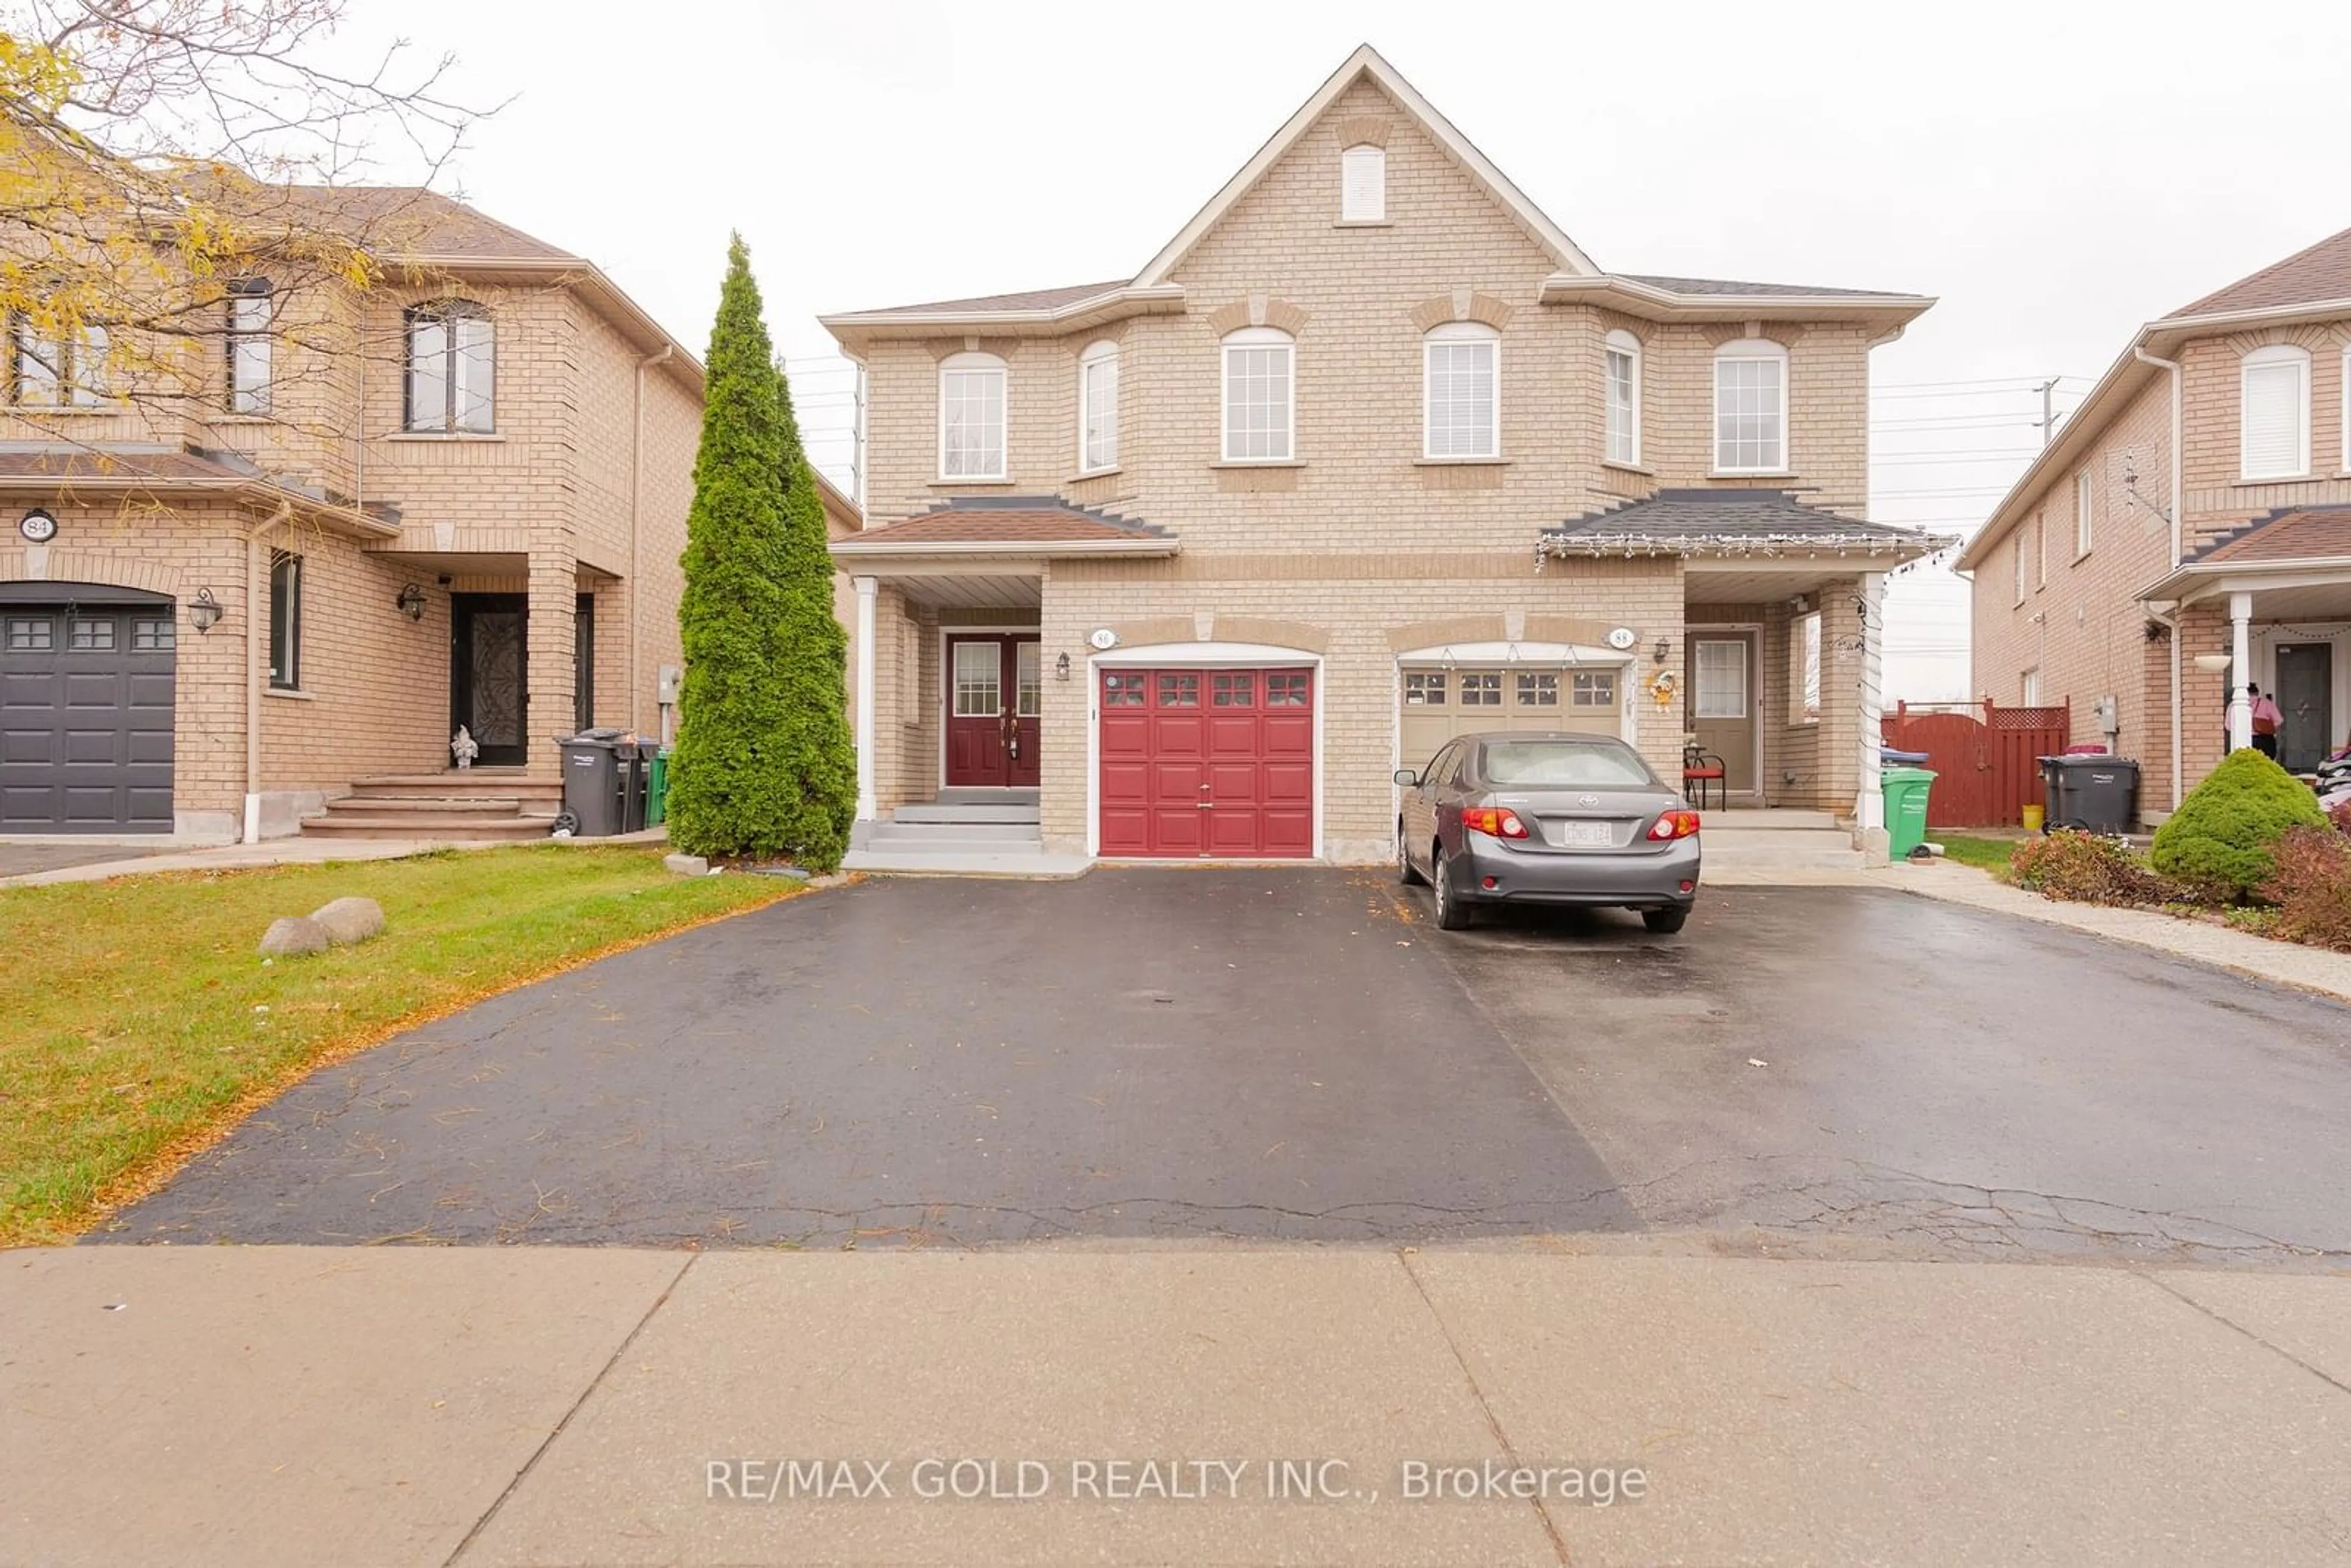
2012,535,2027,606
2036,511,2046,589
1423,321,1498,459
226,278,273,415
1221,326,1293,462
1340,144,1385,221
939,351,1007,479
403,300,493,433
1794,612,1822,722
10,317,109,406
1604,329,1641,467
2021,666,2043,707
1694,639,1748,719
2240,343,2310,481
1076,340,1118,473
2073,469,2093,558
1713,338,1787,473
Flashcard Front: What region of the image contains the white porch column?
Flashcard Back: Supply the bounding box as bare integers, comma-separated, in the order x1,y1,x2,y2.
2225,590,2254,752
853,575,879,821
1855,571,1886,834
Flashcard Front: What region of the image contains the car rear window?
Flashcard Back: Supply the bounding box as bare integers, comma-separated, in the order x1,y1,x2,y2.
1480,740,1655,788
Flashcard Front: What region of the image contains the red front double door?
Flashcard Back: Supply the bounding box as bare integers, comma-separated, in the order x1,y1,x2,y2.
944,634,1041,789
1098,666,1314,857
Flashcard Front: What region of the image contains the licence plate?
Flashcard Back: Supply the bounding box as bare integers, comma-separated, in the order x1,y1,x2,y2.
1557,820,1613,848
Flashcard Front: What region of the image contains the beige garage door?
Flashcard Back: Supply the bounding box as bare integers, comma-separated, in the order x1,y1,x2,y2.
1398,665,1622,774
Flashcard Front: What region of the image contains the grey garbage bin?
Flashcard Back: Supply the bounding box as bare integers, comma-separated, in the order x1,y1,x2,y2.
2039,755,2140,834
561,732,624,836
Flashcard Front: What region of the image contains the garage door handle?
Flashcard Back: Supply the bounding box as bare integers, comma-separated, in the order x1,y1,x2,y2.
1197,801,1213,809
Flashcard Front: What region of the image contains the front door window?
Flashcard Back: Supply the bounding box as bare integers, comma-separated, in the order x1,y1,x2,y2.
953,640,1002,718
943,634,1041,789
1016,641,1041,718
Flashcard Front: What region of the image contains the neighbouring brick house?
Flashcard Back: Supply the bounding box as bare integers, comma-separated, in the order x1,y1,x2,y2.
823,46,1943,865
1963,223,2351,817
0,190,717,841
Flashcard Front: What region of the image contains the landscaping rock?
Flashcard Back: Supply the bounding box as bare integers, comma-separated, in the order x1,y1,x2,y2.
309,896,386,946
665,852,710,877
258,916,331,958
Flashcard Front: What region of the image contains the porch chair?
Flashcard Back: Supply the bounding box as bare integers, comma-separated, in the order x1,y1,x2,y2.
1681,741,1727,811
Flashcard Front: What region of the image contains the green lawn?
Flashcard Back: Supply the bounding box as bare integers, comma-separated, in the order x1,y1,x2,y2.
1934,833,2022,875
0,845,798,1245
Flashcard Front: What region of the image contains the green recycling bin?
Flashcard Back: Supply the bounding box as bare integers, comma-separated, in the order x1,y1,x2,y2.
1881,765,1937,860
647,746,672,828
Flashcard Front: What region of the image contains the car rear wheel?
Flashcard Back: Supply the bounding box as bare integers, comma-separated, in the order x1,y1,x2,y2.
1431,847,1471,931
1397,820,1424,886
1643,907,1689,935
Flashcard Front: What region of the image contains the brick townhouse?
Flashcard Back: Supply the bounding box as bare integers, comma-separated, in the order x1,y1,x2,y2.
1964,223,2351,816
822,46,1944,867
0,189,771,841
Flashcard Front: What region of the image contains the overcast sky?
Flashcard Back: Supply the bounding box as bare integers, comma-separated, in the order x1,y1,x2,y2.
338,0,2351,700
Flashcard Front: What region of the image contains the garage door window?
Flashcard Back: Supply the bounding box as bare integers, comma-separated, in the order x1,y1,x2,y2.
1267,672,1310,707
1403,671,1445,705
132,617,174,651
7,615,53,651
1516,672,1559,707
1103,670,1147,707
1157,672,1199,707
1572,671,1615,707
69,617,116,651
1460,672,1501,706
1212,672,1254,707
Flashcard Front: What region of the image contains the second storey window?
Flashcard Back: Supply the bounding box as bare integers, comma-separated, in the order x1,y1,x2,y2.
1423,321,1498,459
1714,338,1787,473
226,278,273,416
2074,469,2093,558
1078,340,1118,472
10,316,109,406
1605,329,1641,467
1340,144,1385,221
1221,327,1293,462
405,301,493,433
2240,343,2309,481
938,351,1007,479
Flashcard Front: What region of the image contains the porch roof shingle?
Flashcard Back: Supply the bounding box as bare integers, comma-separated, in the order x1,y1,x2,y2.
1614,273,1921,301
2162,225,2351,319
1539,489,1954,561
2190,504,2351,565
834,495,1174,552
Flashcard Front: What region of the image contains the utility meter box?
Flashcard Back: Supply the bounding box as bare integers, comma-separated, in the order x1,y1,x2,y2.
656,664,681,705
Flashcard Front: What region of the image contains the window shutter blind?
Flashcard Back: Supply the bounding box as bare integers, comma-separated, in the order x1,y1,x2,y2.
1341,146,1384,221
2242,361,2303,477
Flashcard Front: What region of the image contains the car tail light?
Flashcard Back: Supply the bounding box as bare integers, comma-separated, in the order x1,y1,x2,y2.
1461,806,1530,839
1647,809,1701,841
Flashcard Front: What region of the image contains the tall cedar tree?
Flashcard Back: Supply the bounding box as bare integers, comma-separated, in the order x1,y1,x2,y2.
667,236,857,866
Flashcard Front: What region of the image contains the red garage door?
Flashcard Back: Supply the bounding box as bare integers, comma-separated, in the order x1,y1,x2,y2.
1100,666,1314,857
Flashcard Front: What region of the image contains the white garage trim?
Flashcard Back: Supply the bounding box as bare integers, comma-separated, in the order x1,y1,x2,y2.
1086,640,1325,860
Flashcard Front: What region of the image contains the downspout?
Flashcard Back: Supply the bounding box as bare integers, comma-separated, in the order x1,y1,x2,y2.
630,344,675,736
2134,343,2184,807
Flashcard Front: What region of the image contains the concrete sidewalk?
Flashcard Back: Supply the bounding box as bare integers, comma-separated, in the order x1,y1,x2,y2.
5,1246,2347,1566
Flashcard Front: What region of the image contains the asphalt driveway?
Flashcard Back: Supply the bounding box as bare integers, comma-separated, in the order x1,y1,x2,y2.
103,871,2351,1263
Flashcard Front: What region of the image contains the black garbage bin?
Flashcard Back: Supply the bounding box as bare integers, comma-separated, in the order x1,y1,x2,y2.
561,732,624,836
615,739,648,834
2039,755,2140,834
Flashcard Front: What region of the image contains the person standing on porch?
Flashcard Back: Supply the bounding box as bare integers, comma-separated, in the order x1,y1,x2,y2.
2248,684,2283,760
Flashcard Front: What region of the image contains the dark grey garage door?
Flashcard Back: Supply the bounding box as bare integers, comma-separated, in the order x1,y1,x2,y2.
0,583,176,832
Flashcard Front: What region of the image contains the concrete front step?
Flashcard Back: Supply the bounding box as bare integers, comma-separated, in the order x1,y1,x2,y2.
931,787,1039,806
353,773,563,802
1699,809,1840,831
865,821,1043,846
842,846,1089,878
889,803,1042,825
323,795,527,816
301,814,552,842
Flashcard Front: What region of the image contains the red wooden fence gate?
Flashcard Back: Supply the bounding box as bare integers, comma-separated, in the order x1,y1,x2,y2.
1881,702,2071,828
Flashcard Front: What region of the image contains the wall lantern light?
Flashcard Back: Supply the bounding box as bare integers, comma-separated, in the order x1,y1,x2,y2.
1653,636,1671,666
396,582,428,621
188,587,223,634
1054,651,1071,681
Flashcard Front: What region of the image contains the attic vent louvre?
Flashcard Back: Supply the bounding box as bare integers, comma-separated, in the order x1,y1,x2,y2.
1341,144,1385,222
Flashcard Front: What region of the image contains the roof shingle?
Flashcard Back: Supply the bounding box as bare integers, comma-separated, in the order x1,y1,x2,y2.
834,280,1131,320
840,495,1171,547
1616,274,1918,300
2164,225,2351,319
2192,505,2351,565
1542,489,1948,557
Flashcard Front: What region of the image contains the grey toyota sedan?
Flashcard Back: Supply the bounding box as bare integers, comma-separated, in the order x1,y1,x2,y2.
1395,732,1700,932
